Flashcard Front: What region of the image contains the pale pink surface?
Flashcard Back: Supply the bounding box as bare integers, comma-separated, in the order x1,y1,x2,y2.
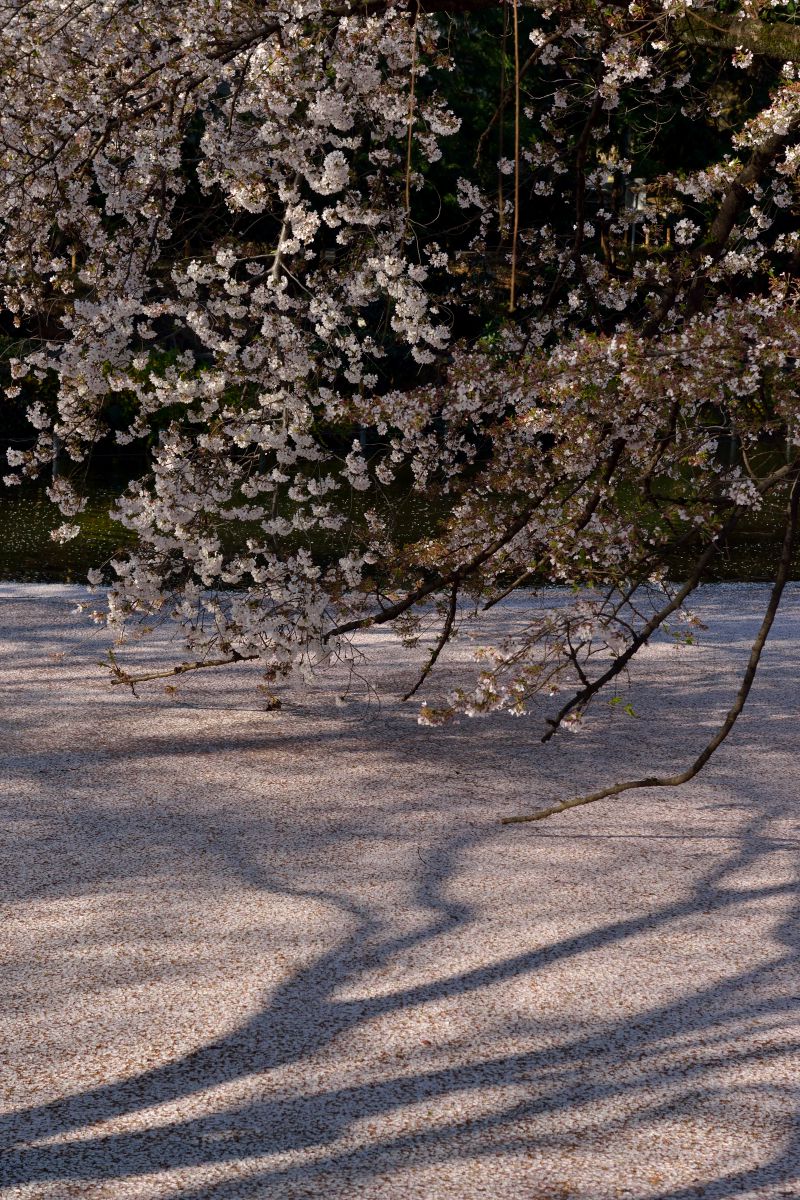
1,583,799,1199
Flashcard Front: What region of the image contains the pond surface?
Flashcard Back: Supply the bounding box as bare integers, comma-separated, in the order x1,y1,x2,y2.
1,481,798,584
1,487,135,583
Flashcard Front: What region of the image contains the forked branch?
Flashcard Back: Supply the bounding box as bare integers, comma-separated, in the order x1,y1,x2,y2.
107,647,259,695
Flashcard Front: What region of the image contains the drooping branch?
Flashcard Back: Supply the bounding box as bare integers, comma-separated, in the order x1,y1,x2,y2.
540,459,799,741
540,516,740,742
323,502,537,641
323,459,606,643
502,470,800,825
484,435,626,611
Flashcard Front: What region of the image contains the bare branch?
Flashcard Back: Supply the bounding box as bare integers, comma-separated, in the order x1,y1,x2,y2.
108,648,259,692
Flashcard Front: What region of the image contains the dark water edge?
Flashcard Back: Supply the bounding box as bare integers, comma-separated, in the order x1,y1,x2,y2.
1,485,798,586
1,489,134,583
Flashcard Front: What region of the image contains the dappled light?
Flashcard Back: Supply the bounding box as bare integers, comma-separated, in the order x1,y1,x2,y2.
2,586,799,1198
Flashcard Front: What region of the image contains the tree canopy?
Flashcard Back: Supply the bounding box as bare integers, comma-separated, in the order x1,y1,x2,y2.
3,0,800,818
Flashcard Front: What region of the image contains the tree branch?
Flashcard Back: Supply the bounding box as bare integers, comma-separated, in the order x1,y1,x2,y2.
107,648,259,693
474,33,561,167
502,470,800,825
645,115,800,333
323,502,540,642
401,581,459,700
540,459,798,741
483,435,626,611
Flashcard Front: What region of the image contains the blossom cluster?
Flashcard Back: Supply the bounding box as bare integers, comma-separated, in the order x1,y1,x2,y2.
2,0,800,734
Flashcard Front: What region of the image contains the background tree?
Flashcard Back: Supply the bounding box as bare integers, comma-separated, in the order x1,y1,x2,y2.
3,0,800,819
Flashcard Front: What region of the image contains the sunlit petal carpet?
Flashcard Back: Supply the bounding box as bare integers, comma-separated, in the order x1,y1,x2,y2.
2,583,799,1199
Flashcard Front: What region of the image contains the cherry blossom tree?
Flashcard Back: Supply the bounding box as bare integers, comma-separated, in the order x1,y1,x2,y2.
3,0,800,820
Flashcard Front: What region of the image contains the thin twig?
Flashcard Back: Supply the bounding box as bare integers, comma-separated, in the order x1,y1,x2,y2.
474,34,561,167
